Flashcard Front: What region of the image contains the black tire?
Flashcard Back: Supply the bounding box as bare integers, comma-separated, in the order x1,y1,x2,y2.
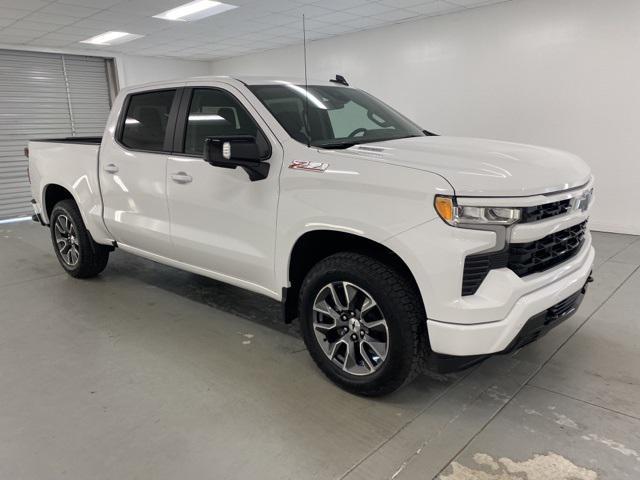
50,199,110,278
299,252,427,396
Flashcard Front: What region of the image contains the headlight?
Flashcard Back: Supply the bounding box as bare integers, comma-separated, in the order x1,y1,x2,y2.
434,196,520,226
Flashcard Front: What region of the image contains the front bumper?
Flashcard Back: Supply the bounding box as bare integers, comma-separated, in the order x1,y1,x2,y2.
503,283,587,352
383,181,595,358
427,277,590,372
427,243,594,356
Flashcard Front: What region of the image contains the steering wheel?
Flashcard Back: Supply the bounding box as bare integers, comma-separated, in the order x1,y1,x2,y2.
347,127,368,138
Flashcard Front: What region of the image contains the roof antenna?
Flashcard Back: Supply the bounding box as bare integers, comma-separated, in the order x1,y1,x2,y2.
302,14,311,148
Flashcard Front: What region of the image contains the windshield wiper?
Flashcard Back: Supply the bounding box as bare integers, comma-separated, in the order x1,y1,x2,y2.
315,134,425,150
315,141,358,149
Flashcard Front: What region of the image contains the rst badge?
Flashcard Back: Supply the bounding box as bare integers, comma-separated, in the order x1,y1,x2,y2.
289,160,329,172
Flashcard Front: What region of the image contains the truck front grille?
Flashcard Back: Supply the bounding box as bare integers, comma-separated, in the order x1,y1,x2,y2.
507,221,587,276
462,221,587,296
520,199,572,223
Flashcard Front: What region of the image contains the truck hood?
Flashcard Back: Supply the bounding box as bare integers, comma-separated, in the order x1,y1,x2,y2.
347,136,591,197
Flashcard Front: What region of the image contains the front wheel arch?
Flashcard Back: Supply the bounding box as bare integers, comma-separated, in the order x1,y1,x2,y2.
283,230,424,324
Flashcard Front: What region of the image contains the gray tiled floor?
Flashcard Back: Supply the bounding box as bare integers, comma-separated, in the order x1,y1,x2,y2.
0,222,638,480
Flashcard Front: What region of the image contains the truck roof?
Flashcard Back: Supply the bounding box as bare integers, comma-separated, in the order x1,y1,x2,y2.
226,75,343,86
123,75,349,92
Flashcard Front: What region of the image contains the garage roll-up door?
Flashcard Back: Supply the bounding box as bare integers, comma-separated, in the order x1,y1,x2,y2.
0,49,114,220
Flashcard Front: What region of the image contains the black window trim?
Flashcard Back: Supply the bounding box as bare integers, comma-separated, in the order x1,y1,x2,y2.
171,86,272,160
115,87,183,155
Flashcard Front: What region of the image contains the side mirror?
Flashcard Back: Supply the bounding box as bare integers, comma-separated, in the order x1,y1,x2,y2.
204,134,271,181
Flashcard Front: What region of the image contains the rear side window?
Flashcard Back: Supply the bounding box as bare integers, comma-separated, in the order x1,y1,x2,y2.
121,90,176,152
183,88,260,155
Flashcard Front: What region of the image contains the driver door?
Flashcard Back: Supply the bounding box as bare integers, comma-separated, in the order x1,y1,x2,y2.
166,84,283,296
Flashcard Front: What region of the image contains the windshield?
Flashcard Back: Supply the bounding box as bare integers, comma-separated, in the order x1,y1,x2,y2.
248,84,426,149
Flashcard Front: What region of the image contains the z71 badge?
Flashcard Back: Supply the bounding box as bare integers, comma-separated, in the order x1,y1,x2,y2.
288,160,329,172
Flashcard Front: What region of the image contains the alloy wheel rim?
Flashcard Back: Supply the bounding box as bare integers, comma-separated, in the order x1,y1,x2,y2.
312,281,389,376
54,214,80,266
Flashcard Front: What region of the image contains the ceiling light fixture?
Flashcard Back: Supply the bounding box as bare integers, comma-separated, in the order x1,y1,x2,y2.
153,0,237,22
80,31,144,46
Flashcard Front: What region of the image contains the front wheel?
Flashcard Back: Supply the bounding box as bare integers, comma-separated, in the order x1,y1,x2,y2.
50,199,110,278
299,252,427,396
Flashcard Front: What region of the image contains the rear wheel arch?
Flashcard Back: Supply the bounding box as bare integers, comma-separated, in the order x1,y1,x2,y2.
283,230,424,323
42,184,75,223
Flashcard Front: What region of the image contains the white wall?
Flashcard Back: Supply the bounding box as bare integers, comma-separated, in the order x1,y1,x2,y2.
210,0,640,235
115,55,210,88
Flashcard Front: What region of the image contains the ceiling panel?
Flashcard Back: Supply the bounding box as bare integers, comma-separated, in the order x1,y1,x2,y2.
0,0,512,60
38,2,101,18
379,0,428,7
23,12,78,25
449,0,506,5
405,0,465,15
57,0,122,6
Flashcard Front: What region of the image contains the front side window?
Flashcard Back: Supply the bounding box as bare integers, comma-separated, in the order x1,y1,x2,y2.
248,84,425,149
183,88,260,155
121,90,176,152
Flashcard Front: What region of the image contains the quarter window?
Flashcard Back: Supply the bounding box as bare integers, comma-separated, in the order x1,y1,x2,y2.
121,90,176,152
183,89,260,155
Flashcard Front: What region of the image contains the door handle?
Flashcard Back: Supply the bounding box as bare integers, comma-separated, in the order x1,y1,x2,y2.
171,172,193,184
104,163,119,174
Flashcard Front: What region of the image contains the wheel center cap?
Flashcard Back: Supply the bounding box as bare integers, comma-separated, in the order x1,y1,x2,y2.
349,318,361,333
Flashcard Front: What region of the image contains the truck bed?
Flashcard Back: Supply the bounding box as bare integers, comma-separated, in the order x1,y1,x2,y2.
28,138,107,242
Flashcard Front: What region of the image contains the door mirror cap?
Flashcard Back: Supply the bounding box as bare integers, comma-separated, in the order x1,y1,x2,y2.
204,135,270,181
204,135,255,165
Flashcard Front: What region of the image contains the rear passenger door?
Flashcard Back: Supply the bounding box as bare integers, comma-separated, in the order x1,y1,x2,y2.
99,87,180,257
166,83,283,295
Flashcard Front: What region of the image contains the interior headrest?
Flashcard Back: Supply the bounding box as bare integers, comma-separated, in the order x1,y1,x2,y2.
217,107,237,127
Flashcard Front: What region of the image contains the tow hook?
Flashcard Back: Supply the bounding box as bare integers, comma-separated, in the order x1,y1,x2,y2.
582,273,594,294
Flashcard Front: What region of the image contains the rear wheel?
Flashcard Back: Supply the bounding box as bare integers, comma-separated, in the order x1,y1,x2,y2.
50,199,110,278
299,252,427,396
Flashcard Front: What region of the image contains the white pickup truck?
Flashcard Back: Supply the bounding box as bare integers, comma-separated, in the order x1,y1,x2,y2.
28,75,595,396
